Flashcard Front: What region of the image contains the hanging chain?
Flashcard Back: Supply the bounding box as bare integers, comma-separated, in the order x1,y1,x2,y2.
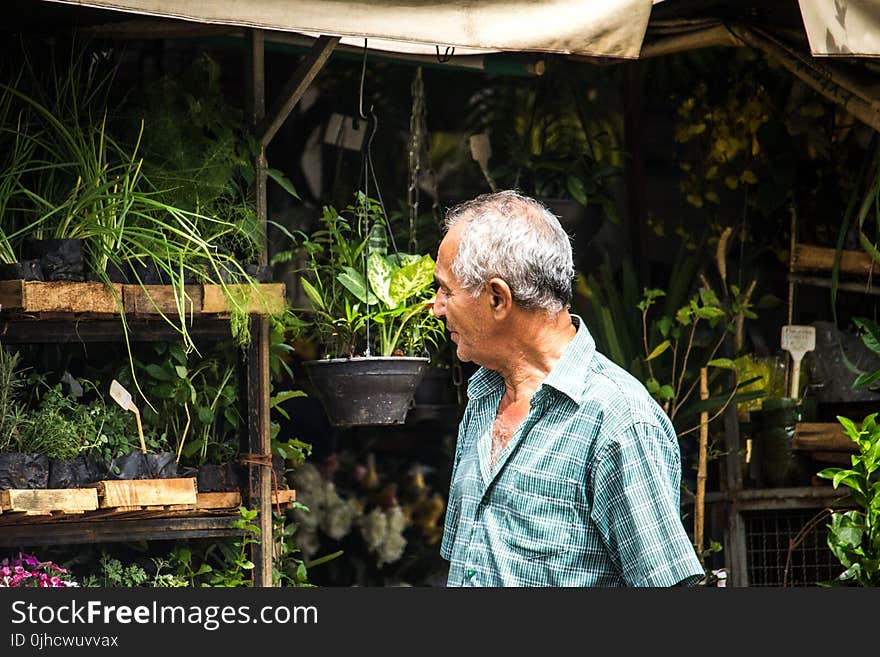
407,67,426,254
359,39,372,356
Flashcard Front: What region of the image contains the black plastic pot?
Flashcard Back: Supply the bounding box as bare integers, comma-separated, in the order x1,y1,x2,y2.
0,260,43,281
0,452,49,489
22,238,85,281
751,397,808,487
304,356,430,427
129,260,169,285
407,365,460,424
49,454,104,488
107,451,179,480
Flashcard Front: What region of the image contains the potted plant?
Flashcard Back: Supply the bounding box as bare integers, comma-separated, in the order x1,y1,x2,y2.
0,344,48,490
0,41,290,350
282,194,446,426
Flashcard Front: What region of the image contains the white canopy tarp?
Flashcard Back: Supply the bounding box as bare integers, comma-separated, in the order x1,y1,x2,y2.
799,0,880,57
41,0,655,59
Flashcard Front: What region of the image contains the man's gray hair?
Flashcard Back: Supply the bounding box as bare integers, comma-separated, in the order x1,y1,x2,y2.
443,190,574,312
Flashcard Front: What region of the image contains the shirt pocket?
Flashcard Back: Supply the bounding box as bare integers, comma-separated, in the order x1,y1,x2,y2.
499,470,578,559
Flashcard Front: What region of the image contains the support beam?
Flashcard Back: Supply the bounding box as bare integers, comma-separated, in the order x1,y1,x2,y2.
732,24,880,134
243,29,338,588
244,27,274,588
258,35,340,148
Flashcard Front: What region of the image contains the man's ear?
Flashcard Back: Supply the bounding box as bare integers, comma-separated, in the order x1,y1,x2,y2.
487,278,513,317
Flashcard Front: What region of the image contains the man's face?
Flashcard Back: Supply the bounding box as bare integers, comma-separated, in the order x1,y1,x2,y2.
433,223,492,365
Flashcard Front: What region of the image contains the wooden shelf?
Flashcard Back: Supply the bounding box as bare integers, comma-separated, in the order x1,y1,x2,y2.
0,513,246,547
706,485,853,511
791,243,877,276
793,422,855,452
0,317,235,343
0,280,285,317
788,243,880,294
0,487,296,547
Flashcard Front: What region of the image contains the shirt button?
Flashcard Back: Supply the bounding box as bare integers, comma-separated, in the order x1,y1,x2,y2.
465,569,476,578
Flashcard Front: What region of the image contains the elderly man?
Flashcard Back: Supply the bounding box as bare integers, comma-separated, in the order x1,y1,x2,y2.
432,190,705,587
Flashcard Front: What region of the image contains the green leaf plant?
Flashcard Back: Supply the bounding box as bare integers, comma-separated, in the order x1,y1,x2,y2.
275,193,445,359
0,39,288,414
816,413,880,586
113,341,242,468
578,225,770,440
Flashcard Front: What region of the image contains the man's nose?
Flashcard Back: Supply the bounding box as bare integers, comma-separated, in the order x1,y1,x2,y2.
432,294,446,318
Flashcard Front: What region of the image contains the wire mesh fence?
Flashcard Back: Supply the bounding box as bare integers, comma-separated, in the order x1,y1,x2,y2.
744,508,842,587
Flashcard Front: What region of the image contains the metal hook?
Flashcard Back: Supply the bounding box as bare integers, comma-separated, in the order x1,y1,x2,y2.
435,45,454,63
357,38,369,124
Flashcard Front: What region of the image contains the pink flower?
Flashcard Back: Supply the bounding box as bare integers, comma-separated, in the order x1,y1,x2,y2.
0,553,78,588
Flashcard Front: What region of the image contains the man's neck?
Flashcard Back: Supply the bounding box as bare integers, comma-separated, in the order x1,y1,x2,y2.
492,309,576,402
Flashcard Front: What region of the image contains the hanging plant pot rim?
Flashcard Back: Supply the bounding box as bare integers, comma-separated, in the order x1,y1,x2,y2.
303,356,431,427
305,356,430,365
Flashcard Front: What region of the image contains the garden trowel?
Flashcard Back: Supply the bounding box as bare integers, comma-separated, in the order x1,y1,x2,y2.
781,325,815,400
110,379,147,454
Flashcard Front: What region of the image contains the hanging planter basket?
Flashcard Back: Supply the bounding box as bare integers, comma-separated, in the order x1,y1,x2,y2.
304,356,430,427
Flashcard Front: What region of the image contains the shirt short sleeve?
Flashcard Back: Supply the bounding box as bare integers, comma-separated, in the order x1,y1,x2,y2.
590,421,706,587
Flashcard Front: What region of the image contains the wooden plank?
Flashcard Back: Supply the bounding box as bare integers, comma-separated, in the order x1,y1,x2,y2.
23,281,123,314
0,318,233,343
202,283,286,315
791,243,877,276
92,478,197,508
273,489,296,505
809,451,854,465
0,516,243,547
196,489,295,510
786,273,880,296
794,422,856,452
0,488,98,514
258,35,340,147
0,280,25,310
197,491,242,509
123,284,203,315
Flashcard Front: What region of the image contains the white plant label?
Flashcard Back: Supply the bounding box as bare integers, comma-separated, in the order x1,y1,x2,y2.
781,325,815,354
781,325,815,399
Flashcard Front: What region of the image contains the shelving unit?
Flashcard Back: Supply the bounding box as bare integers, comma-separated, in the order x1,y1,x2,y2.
712,238,867,586
0,4,342,585
0,282,287,580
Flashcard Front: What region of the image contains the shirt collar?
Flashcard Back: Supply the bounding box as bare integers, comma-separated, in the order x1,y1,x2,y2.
465,313,596,405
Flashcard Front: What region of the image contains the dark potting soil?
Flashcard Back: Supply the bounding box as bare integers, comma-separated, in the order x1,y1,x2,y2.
49,455,105,488
0,452,49,489
196,462,246,493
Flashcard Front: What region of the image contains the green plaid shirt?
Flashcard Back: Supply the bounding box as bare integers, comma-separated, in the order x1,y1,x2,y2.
441,315,705,587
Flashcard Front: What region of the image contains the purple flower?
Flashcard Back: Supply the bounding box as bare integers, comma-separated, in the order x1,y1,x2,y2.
0,553,78,588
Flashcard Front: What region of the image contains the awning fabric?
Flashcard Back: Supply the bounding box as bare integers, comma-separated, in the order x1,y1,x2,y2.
799,0,880,57
41,0,655,59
